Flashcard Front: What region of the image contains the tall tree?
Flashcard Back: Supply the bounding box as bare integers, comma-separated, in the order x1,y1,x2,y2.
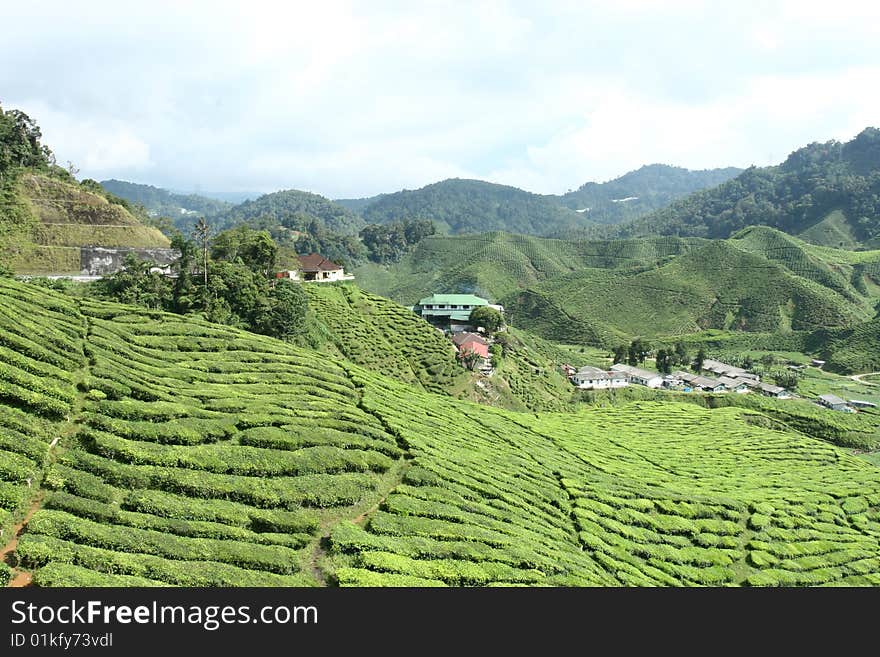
694,347,706,372
193,217,211,286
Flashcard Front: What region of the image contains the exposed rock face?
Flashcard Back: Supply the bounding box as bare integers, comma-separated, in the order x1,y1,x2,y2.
80,247,180,276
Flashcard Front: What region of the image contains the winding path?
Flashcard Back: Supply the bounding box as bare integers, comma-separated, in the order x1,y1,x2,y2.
850,372,880,385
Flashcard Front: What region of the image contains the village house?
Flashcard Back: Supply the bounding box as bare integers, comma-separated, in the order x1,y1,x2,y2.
759,382,790,399
610,363,664,388
415,294,504,332
572,366,629,390
701,359,759,381
850,399,877,409
716,376,751,393
276,253,354,283
451,332,490,360
674,371,717,391
818,394,851,412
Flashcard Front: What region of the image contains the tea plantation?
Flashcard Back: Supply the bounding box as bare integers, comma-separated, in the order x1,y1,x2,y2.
2,277,880,586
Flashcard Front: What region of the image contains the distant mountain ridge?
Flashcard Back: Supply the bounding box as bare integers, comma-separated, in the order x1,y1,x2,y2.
100,179,233,219
552,164,743,225
610,128,880,248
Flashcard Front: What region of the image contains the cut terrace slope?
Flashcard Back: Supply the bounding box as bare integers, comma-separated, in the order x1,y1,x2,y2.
1,172,170,274
3,278,880,586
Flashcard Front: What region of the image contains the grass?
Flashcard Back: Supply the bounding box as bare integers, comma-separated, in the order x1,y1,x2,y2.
0,171,169,274
3,276,880,587
354,228,880,363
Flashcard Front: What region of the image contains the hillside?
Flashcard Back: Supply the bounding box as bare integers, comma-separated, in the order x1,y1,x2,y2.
1,172,171,274
359,178,590,236
505,239,871,344
612,128,880,247
355,232,704,304
100,179,232,220
218,189,364,235
807,317,880,374
355,229,880,347
303,283,574,411
554,164,742,225
1,278,880,587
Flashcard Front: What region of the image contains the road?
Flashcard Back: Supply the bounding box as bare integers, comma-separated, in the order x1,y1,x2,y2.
850,372,880,385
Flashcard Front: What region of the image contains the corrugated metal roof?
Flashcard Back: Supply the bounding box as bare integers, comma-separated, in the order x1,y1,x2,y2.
418,293,489,306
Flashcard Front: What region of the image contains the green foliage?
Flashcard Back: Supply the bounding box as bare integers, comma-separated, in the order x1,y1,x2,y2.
99,179,232,223
220,188,364,235
360,219,435,263
360,178,590,236
3,277,880,589
0,562,12,585
611,128,880,246
556,164,743,226
469,305,503,333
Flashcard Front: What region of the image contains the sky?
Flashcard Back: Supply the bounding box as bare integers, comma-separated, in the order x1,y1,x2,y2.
3,0,880,198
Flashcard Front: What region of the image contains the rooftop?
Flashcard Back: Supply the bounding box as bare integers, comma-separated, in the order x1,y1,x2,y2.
419,293,489,306
819,393,847,405
610,363,660,380
297,253,343,272
452,332,488,347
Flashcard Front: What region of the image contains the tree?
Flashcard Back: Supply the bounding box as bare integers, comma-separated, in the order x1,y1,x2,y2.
192,218,211,286
656,349,672,374
255,279,308,340
459,349,482,371
612,345,627,365
627,338,651,366
674,341,688,366
469,306,504,333
773,370,799,390
694,347,706,372
489,343,503,369
212,225,277,276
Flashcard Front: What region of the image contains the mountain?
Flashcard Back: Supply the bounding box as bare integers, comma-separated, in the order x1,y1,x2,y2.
358,178,591,236
612,128,880,248
354,228,880,350
334,195,386,213
218,189,364,235
553,164,743,225
3,276,880,587
99,180,233,220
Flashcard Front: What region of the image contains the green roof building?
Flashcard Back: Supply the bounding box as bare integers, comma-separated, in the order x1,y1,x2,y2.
415,293,503,331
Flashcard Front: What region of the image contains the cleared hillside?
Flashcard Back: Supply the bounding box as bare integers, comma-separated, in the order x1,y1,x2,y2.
3,278,880,587
1,172,170,274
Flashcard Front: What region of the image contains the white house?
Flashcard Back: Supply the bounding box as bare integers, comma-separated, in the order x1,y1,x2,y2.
276,253,354,283
610,363,664,388
572,366,629,390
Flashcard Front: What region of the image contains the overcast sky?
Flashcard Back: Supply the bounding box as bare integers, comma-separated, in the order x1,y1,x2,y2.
3,1,879,198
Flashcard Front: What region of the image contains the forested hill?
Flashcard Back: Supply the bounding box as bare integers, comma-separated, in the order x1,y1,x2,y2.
358,178,590,236
553,164,742,225
610,128,880,248
99,180,232,219
217,189,365,236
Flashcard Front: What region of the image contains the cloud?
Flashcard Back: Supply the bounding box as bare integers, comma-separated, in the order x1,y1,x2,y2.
1,1,879,196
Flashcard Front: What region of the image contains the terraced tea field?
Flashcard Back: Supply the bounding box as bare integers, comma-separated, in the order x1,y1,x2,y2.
2,277,880,586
